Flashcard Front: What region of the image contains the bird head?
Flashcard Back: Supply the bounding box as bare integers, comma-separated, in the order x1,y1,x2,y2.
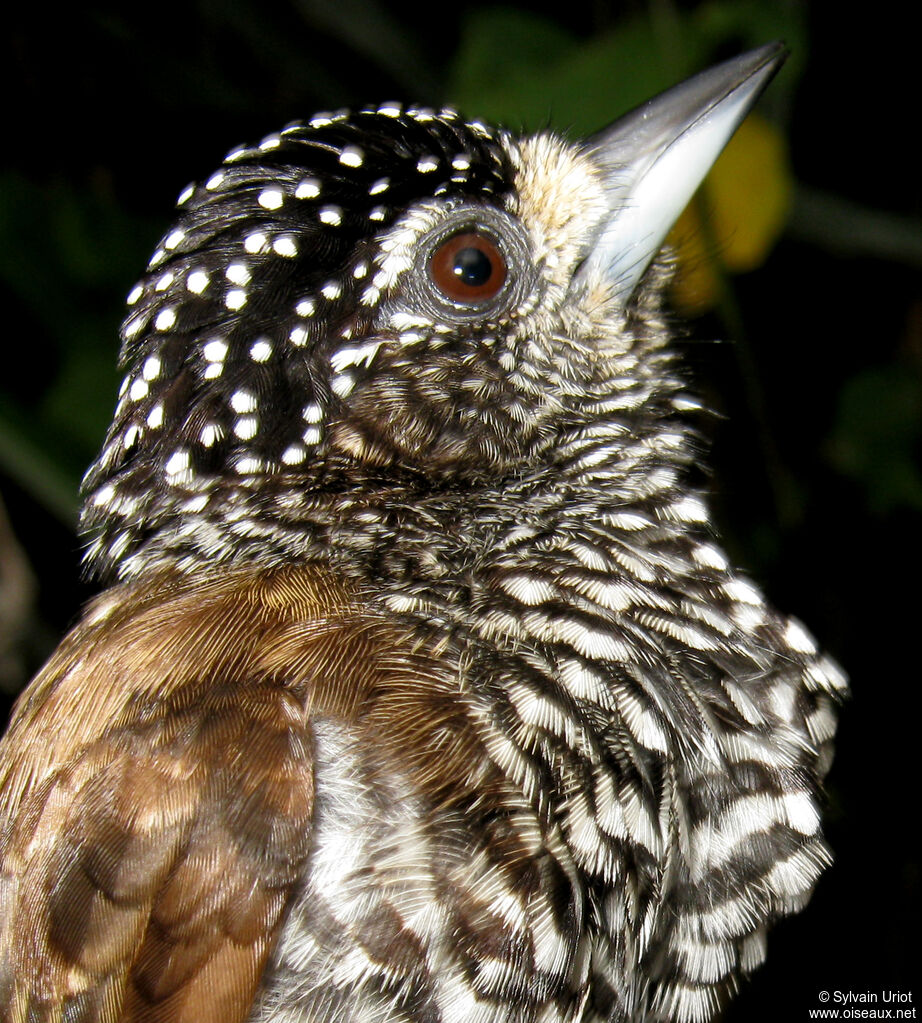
80,44,784,581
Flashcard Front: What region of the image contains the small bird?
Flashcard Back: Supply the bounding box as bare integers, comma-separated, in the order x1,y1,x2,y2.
0,43,846,1023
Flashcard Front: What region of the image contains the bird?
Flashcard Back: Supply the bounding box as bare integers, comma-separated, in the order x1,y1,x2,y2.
0,42,846,1023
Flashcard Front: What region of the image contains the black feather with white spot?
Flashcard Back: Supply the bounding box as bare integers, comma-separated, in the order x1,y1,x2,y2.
81,105,516,578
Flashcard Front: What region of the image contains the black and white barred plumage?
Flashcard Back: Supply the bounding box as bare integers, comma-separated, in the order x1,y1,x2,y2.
2,44,845,1023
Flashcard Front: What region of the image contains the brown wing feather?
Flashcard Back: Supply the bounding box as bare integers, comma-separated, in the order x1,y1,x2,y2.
0,679,313,1023
0,568,344,1023
0,564,474,1023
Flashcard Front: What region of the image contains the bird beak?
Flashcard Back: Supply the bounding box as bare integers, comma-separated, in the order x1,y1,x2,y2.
577,42,787,305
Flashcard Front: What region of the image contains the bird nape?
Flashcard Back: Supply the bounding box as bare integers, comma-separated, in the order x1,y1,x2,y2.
0,43,846,1023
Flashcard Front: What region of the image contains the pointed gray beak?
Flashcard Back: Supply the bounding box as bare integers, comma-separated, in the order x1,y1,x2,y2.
576,42,787,304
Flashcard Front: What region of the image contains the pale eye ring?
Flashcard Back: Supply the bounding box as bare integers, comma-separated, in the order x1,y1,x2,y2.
402,204,533,324
428,231,507,305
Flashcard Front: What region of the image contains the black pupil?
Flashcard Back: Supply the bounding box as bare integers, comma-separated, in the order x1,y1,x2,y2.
452,247,494,287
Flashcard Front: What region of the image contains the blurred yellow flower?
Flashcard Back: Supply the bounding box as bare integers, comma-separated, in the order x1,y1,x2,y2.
669,112,792,313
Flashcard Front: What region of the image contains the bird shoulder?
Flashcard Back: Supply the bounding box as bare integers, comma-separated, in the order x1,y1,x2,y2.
0,564,478,1023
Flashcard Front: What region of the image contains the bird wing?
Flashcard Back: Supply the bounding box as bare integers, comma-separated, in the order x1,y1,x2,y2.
0,567,366,1023
0,676,312,1023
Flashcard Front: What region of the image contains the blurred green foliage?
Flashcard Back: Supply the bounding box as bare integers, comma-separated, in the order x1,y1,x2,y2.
828,361,922,514
447,2,806,134
0,173,157,519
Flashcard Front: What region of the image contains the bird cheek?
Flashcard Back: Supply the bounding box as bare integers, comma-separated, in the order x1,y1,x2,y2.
325,380,484,479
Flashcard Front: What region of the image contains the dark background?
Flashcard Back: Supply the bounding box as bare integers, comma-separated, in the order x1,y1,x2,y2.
1,1,919,1017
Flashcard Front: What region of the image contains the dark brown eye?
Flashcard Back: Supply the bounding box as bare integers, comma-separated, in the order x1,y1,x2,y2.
428,231,507,304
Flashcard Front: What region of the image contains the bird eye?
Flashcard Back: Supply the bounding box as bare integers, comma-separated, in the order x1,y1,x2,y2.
428,231,507,305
